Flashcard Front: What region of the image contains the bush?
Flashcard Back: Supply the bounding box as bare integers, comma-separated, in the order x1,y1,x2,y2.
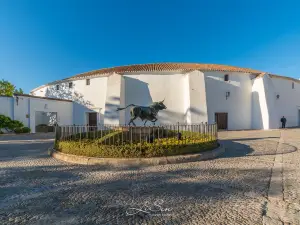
14,127,31,134
21,127,31,133
0,114,24,130
56,135,218,158
0,114,12,130
0,130,3,134
9,120,24,130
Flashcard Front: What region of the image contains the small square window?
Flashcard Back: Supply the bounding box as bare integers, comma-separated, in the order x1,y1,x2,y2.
86,79,90,85
224,74,229,81
56,85,59,90
69,82,73,88
292,82,295,89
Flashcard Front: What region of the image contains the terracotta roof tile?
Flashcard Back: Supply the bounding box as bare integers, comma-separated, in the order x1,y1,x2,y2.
269,74,300,83
69,63,263,79
30,63,300,93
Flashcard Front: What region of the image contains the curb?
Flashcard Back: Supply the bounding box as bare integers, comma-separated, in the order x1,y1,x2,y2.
49,144,225,167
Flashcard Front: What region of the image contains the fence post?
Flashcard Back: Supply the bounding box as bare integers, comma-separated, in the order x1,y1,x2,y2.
130,126,133,147
86,125,88,139
54,126,57,142
140,126,142,152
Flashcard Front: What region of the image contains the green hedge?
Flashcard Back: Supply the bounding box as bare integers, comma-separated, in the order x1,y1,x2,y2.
14,127,31,134
56,136,218,158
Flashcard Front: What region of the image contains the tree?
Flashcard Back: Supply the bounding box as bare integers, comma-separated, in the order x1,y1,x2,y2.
14,88,24,94
0,79,24,96
0,79,15,96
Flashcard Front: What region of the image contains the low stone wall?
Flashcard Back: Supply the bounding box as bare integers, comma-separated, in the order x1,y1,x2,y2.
50,144,225,167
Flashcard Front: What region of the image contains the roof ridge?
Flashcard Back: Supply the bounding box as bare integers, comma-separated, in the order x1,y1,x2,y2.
69,62,263,79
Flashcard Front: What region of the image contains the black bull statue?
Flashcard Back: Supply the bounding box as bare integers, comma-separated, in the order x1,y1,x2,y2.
116,100,167,126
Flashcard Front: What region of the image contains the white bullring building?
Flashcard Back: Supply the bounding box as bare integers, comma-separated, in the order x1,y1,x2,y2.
13,62,296,131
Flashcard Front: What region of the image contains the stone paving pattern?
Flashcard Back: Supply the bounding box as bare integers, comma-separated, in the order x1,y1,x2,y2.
0,130,299,224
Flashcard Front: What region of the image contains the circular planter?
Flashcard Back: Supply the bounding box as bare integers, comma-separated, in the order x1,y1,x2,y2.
50,143,224,167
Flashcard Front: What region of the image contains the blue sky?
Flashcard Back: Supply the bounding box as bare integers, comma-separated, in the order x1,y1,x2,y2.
1,0,300,93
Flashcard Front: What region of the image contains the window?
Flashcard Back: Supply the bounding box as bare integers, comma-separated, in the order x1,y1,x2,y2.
86,79,90,85
56,85,59,90
292,82,295,89
69,82,73,88
224,74,229,81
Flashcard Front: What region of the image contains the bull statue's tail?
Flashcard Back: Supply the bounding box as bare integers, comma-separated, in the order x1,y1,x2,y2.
116,104,136,111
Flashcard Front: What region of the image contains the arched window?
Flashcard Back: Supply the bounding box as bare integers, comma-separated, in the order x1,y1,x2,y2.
224,74,229,81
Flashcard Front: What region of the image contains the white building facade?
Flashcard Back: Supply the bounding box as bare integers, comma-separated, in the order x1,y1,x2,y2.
25,63,300,131
0,95,73,133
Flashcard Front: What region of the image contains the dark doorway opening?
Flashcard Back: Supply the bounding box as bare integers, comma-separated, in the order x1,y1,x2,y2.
215,112,228,130
88,112,97,127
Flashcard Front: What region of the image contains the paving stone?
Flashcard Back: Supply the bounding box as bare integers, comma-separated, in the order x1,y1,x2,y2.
0,130,299,224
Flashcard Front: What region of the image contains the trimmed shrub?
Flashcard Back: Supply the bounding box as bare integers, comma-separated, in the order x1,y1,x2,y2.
56,125,218,158
21,127,31,133
56,135,218,158
14,127,31,134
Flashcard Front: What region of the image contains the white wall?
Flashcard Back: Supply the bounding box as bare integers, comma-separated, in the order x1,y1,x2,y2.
205,72,254,130
14,96,30,127
252,77,268,129
1,95,73,132
32,77,108,125
270,77,300,128
188,70,208,123
0,96,14,118
29,71,300,130
123,73,187,125
103,73,123,124
29,97,73,132
31,86,47,97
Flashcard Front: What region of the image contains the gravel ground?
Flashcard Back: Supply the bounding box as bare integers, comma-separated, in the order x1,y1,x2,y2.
0,130,299,225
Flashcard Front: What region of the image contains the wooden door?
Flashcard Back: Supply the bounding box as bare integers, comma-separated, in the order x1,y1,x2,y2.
88,112,97,127
215,113,228,130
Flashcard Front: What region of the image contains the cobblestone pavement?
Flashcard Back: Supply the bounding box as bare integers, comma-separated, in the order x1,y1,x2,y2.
0,130,299,225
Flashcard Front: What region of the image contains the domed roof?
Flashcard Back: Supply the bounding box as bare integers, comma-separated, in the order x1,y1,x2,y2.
69,62,263,79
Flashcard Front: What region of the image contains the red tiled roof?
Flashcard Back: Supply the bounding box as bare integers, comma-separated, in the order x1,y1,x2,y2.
269,74,300,83
31,63,299,93
69,63,263,79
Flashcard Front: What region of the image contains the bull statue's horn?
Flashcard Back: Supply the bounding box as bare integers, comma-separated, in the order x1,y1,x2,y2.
161,98,165,103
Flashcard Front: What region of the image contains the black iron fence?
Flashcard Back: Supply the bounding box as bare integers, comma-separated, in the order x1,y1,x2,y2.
55,123,218,145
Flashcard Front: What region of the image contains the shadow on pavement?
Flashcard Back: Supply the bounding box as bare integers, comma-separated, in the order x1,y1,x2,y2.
219,138,297,159
0,132,296,224
0,163,279,225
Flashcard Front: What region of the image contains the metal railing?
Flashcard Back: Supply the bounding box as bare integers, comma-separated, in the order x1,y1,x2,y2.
55,123,218,146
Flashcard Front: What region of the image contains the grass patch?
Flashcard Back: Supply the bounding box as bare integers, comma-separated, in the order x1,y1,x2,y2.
56,133,218,158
